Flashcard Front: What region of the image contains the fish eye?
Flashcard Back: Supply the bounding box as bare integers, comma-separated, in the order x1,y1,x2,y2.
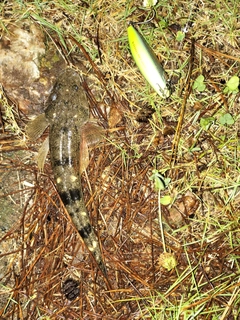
72,84,79,91
55,83,62,91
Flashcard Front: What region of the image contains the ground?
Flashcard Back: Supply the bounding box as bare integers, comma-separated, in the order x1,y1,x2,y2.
0,0,239,319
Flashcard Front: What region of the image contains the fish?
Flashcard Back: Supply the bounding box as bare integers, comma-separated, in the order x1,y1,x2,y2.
26,68,106,275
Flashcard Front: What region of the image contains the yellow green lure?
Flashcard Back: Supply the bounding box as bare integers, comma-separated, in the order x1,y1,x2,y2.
127,23,170,98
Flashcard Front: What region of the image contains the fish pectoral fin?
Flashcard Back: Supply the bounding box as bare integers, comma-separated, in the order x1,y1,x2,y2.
82,121,104,146
37,136,49,172
26,113,49,141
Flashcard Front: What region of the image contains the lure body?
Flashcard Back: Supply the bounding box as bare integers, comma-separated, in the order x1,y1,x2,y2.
127,24,170,98
26,69,106,275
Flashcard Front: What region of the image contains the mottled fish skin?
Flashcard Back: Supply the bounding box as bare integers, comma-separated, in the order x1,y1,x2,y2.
44,69,106,275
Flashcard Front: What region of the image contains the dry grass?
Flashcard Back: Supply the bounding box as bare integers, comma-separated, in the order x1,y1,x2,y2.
0,0,240,319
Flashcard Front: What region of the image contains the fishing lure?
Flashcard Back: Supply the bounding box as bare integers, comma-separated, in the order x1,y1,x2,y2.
127,23,170,98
